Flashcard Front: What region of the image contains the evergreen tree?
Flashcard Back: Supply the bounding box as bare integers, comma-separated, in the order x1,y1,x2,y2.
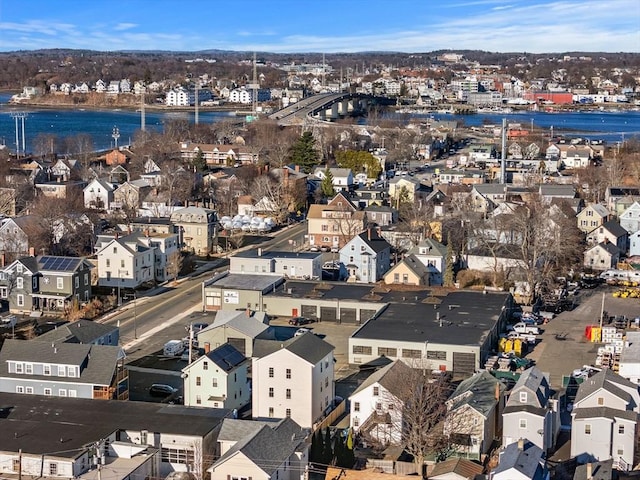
288,131,320,173
444,233,455,287
192,149,207,172
321,168,335,197
321,427,333,465
310,429,322,463
333,432,345,466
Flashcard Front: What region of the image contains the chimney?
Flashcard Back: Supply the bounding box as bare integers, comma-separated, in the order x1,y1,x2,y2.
257,248,262,257
1,253,5,267
295,165,300,173
517,438,524,451
495,381,500,400
204,342,211,354
29,247,35,257
115,232,119,240
586,462,592,480
367,228,371,241
245,308,251,317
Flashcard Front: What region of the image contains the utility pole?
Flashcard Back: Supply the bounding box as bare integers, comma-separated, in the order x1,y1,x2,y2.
500,118,507,184
194,82,199,125
133,291,138,339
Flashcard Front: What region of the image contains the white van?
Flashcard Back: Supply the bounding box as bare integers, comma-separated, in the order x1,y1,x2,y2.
163,340,185,356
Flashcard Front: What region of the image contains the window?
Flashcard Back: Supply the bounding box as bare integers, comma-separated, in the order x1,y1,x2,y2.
519,392,528,403
44,388,52,396
377,347,397,357
15,385,24,393
597,397,604,405
25,363,33,375
56,277,63,290
58,366,66,376
15,363,23,374
354,402,360,412
84,273,89,285
619,425,625,434
160,448,195,465
352,345,372,355
67,366,75,377
286,368,291,379
325,377,329,387
286,408,291,418
13,459,20,472
68,390,76,397
585,424,591,434
196,376,201,386
373,386,379,396
393,273,399,283
196,395,201,405
269,387,274,398
353,417,360,427
519,419,527,429
402,349,422,359
75,276,79,289
59,389,67,397
43,364,51,375
16,264,22,273
268,407,274,418
25,386,33,394
49,463,58,475
286,389,291,399
269,367,274,378
212,378,217,387
617,448,624,456
0,287,6,298
427,351,447,360
16,277,23,289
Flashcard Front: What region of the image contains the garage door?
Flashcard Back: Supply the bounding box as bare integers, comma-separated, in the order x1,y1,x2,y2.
320,307,337,323
453,352,476,376
228,337,246,355
340,308,357,324
301,305,318,321
360,309,378,324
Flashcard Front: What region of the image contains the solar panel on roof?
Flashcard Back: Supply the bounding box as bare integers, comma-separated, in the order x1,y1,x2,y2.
39,256,80,272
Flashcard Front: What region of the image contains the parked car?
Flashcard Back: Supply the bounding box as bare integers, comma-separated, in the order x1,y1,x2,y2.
294,328,311,337
572,365,601,379
192,322,209,332
289,316,313,326
149,384,178,397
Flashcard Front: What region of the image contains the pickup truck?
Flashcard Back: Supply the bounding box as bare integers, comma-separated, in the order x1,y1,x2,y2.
511,322,540,335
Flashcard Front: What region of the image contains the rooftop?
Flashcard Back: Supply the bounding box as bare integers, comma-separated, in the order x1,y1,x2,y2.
205,273,284,292
233,250,322,260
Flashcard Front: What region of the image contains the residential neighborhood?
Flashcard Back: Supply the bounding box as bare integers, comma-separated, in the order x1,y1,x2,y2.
0,40,639,480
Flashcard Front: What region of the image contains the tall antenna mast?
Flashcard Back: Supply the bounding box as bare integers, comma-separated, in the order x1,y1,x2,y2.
112,126,120,150
10,112,27,158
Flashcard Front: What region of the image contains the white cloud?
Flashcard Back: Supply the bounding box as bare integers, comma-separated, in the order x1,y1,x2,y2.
114,23,137,31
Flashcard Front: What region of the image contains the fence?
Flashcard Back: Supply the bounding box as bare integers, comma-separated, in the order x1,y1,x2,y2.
314,400,346,432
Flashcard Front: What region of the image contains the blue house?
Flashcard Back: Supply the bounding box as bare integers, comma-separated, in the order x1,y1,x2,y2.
339,229,391,283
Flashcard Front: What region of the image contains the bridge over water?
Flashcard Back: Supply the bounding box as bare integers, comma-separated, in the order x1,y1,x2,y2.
268,93,394,126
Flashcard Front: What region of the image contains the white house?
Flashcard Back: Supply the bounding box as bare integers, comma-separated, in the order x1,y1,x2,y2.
630,231,640,257
339,229,391,283
619,201,640,234
252,332,334,429
83,178,115,210
313,167,354,192
208,418,308,480
583,242,621,271
570,369,640,470
229,87,252,104
349,360,412,445
406,237,448,286
182,343,250,410
502,367,560,453
618,331,640,384
96,236,155,290
492,439,549,480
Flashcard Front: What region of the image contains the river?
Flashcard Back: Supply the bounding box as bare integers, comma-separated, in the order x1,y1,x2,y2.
0,92,638,153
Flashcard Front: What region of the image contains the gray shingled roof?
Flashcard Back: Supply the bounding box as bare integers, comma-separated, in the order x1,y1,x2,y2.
253,332,333,364
0,339,123,386
350,359,413,398
35,319,117,345
600,220,628,238
573,459,615,480
448,370,502,418
357,230,391,253
573,369,637,406
507,367,551,408
202,311,269,339
217,418,280,443
493,440,546,480
573,406,637,422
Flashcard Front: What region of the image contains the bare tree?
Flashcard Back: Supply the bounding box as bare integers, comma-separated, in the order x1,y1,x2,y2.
166,250,183,285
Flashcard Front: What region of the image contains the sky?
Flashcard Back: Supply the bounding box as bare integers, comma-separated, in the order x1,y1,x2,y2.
0,0,638,54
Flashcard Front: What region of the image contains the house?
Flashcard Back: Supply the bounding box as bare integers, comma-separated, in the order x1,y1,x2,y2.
472,184,506,212
0,255,93,314
629,231,640,257
577,203,610,233
364,205,397,227
570,369,640,471
584,242,621,271
113,179,151,211
429,457,484,480
388,176,429,204
491,439,549,480
349,360,413,445
339,229,392,283
170,206,217,256
179,142,259,167
35,180,85,199
105,149,129,166
313,167,354,192
0,338,128,400
195,309,273,357
353,186,387,208
0,391,230,478
36,319,119,346
182,343,250,410
208,417,309,480
383,254,430,286
50,159,80,182
619,201,640,234
307,192,367,250
444,370,504,459
586,221,628,252
502,367,560,453
96,235,155,290
618,331,640,385
539,184,576,204
405,238,448,286
230,249,323,280
0,216,39,261
573,460,617,480
605,186,640,217
252,332,335,429
83,178,115,210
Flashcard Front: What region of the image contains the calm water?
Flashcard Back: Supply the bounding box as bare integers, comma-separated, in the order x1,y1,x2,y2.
0,92,638,153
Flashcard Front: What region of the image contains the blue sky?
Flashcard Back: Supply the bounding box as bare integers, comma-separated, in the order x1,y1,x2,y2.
0,0,638,53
